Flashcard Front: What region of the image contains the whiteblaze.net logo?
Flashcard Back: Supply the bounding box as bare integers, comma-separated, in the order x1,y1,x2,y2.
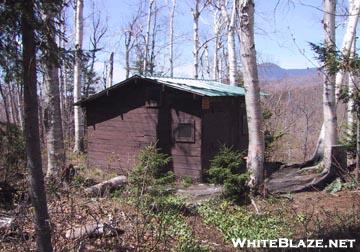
231,238,356,249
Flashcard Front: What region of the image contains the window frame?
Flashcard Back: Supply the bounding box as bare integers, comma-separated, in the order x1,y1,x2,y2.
174,120,195,143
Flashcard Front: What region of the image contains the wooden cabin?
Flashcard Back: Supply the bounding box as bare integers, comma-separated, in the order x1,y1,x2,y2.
76,75,248,180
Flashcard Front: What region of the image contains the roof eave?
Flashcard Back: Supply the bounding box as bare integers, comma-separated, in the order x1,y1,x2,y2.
74,75,140,106
74,75,250,106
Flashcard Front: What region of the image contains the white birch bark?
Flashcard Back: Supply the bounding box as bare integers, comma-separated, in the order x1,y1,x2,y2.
310,0,359,163
192,0,200,79
239,0,265,190
42,1,66,178
322,0,337,169
16,85,24,130
347,36,356,135
124,38,131,78
205,44,210,78
219,53,224,81
212,7,221,80
149,1,157,75
221,0,237,85
335,0,360,102
143,0,154,75
73,0,84,153
169,0,176,77
59,11,67,140
108,52,114,88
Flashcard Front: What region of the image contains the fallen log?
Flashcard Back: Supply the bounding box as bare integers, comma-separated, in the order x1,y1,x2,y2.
65,222,123,239
0,216,13,231
84,176,127,196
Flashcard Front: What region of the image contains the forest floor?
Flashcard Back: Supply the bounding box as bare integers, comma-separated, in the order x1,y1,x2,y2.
1,179,360,251
1,154,360,251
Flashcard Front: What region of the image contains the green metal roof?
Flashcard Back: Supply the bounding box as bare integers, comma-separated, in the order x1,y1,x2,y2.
75,75,249,106
144,76,246,96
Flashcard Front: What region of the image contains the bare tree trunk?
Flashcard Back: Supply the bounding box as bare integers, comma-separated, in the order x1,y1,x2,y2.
7,82,18,125
43,0,66,178
192,0,200,79
169,0,176,77
0,83,11,125
58,11,66,130
212,7,221,80
228,1,237,85
149,1,157,76
303,112,310,162
219,51,224,81
38,78,46,145
335,0,360,102
222,44,229,82
16,84,24,130
73,0,84,153
108,52,114,87
221,0,237,85
143,0,154,76
239,0,265,191
125,42,130,78
22,1,53,250
308,0,359,165
59,11,68,143
322,0,337,173
356,113,360,182
348,36,356,136
205,44,210,78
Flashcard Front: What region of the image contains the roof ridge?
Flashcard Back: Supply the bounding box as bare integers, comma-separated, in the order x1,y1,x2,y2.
76,75,248,106
146,75,218,82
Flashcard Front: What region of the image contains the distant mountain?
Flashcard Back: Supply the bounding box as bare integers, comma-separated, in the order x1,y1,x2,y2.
258,63,318,81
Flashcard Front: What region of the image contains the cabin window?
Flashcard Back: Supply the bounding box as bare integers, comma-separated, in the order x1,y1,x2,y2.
174,122,195,143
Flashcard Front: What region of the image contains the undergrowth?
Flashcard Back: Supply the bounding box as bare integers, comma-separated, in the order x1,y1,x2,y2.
198,200,292,241
161,196,208,252
123,143,207,251
207,145,249,201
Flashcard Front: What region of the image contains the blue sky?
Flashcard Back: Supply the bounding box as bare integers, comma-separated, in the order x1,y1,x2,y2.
71,0,356,82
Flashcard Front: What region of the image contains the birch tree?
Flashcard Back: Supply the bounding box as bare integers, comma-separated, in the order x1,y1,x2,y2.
212,5,222,80
347,36,356,135
238,0,264,191
221,0,238,85
322,0,337,170
42,0,65,178
149,1,158,75
143,0,155,75
306,0,359,165
58,10,70,143
108,52,114,87
192,0,208,79
0,82,11,125
73,0,84,152
22,0,53,250
169,0,176,77
124,11,142,78
335,0,360,101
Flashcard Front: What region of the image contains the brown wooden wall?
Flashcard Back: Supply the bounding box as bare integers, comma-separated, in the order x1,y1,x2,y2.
84,78,246,180
86,81,159,174
201,96,248,173
85,79,203,178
